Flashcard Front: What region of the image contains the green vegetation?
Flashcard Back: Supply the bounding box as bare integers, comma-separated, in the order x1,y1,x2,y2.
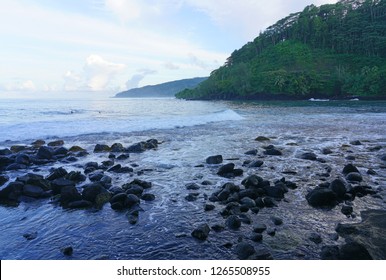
115,77,207,98
176,0,386,100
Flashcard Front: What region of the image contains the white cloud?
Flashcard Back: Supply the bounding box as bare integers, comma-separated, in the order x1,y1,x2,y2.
125,69,157,89
63,70,82,91
84,54,126,91
63,55,126,91
21,80,36,91
1,79,36,91
104,0,142,22
188,53,208,69
183,0,339,40
164,61,180,70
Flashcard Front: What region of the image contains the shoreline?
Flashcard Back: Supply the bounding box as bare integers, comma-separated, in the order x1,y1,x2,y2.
177,94,386,102
1,131,385,260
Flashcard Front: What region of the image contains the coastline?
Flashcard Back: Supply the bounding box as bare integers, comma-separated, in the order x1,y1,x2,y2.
1,127,385,260
176,93,386,102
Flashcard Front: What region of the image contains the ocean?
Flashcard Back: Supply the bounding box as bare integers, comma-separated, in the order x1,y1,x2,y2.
0,97,385,259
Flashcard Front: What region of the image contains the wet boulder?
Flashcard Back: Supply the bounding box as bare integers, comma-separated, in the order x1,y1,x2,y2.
322,148,333,155
6,163,27,171
82,183,107,203
255,136,270,142
0,175,9,186
264,146,282,156
60,246,73,256
309,232,322,244
253,223,267,233
65,171,86,183
88,171,105,182
17,173,51,191
15,153,30,165
110,143,124,153
110,193,140,210
54,147,68,156
329,178,347,198
68,145,86,153
226,215,241,230
11,145,28,153
128,179,152,189
204,204,215,211
94,144,111,153
234,242,255,260
346,172,363,182
217,163,234,175
60,185,82,207
126,142,146,153
0,148,12,155
37,146,55,160
22,184,49,198
68,200,93,209
342,164,360,175
263,185,285,199
341,205,354,216
306,187,337,208
48,140,64,147
145,139,159,149
206,155,223,164
242,175,264,189
300,152,317,161
141,193,155,201
46,167,68,181
191,223,210,240
51,178,75,195
245,149,258,155
339,242,372,260
124,184,144,196
321,245,340,260
0,181,24,201
0,156,14,170
248,160,264,168
240,197,256,209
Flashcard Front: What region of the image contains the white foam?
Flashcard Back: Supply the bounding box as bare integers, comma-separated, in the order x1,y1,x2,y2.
0,108,243,143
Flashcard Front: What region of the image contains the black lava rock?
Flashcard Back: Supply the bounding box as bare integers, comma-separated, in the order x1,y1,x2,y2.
191,224,210,240
37,146,54,160
94,144,110,153
339,242,373,260
206,155,223,164
306,187,337,208
226,215,241,230
234,242,255,260
343,164,360,175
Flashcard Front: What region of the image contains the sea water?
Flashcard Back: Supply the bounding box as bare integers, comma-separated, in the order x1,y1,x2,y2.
0,98,385,259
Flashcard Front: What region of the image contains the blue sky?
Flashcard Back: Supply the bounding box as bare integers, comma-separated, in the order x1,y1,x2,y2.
0,0,337,98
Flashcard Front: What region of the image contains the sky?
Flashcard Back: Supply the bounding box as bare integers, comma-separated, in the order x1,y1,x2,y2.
0,0,338,98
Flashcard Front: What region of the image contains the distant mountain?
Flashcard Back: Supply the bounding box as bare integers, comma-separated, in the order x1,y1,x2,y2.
176,0,386,100
115,77,207,98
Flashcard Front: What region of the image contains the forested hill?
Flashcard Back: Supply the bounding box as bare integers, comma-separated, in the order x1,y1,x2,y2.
176,0,386,100
115,77,207,98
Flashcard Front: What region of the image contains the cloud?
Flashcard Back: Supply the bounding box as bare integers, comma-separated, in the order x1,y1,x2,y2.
63,55,126,91
20,80,36,91
183,0,339,40
84,54,126,91
188,53,208,69
1,79,36,91
164,61,180,70
104,0,142,22
63,70,82,91
125,69,157,89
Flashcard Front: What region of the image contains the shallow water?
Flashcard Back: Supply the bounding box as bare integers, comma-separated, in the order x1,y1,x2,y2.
0,99,385,259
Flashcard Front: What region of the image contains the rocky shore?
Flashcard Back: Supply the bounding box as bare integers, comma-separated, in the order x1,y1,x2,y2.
0,135,385,260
